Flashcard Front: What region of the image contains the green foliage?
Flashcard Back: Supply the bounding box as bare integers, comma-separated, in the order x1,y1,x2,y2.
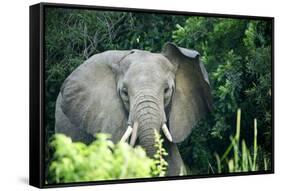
216,109,269,173
47,132,168,183
173,18,272,173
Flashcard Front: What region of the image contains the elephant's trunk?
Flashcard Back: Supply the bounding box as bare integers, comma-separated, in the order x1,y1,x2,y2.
131,91,162,157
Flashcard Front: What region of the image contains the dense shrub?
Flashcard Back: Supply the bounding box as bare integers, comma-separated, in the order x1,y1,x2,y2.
47,132,167,183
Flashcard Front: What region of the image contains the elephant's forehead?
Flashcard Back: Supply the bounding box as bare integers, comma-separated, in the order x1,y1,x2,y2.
129,53,169,72
124,62,166,87
128,61,163,77
121,52,174,86
122,51,174,72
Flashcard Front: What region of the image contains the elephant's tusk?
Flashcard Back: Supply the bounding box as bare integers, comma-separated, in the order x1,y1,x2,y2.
162,123,173,142
120,125,133,142
130,122,139,146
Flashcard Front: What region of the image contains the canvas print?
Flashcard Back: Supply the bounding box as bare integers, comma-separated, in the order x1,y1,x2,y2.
40,4,273,186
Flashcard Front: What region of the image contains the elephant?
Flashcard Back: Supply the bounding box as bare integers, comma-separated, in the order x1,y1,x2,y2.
55,42,212,176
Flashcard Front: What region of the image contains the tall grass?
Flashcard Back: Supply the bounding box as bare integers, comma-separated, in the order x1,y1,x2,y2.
215,109,268,173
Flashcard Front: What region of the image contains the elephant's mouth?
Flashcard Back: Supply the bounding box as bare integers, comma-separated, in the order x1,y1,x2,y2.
134,123,171,148
120,119,173,146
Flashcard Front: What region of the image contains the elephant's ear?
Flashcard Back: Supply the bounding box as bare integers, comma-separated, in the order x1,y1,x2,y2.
162,43,212,143
60,50,131,143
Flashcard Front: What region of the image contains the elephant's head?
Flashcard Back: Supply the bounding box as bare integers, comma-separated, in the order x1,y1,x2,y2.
60,43,212,157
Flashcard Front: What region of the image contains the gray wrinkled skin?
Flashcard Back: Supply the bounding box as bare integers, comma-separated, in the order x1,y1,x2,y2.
55,43,212,176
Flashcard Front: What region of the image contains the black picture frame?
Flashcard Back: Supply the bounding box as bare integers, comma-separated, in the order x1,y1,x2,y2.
29,2,274,188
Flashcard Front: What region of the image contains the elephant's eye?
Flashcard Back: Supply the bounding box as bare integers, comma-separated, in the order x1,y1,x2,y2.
121,87,129,102
164,86,172,107
164,87,170,94
122,88,128,97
